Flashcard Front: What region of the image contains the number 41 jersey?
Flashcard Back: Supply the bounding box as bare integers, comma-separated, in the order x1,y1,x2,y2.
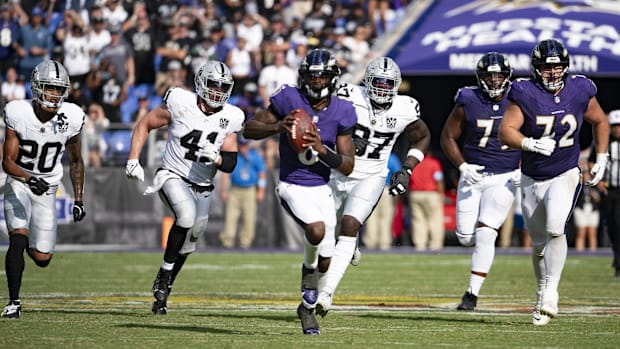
4,99,85,185
337,84,420,179
162,87,244,184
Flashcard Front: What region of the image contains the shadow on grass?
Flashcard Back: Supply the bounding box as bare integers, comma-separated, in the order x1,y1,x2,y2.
119,323,246,334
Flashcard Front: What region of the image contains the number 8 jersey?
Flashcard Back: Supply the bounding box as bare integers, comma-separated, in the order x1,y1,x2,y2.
4,100,85,185
337,84,421,179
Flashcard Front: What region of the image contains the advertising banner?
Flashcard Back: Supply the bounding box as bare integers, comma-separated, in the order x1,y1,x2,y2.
391,1,620,76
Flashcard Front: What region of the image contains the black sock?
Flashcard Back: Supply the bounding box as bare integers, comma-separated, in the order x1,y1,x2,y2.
5,235,28,300
171,254,188,285
163,224,189,264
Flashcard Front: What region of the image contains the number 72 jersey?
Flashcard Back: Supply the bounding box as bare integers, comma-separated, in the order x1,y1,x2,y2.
4,100,85,186
336,84,421,179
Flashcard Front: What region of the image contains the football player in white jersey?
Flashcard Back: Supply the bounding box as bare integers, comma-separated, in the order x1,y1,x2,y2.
1,60,86,319
126,61,244,315
316,57,431,317
440,52,520,312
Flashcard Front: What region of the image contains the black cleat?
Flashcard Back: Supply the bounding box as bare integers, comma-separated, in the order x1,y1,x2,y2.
152,269,172,315
1,300,21,319
297,303,320,335
457,292,477,311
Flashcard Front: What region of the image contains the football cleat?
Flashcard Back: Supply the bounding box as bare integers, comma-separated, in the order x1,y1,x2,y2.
315,292,333,318
532,309,551,326
350,246,361,266
456,292,477,311
540,290,559,318
152,269,173,315
297,303,320,335
1,300,21,319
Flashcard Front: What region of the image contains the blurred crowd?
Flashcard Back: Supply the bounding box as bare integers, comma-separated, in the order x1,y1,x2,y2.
0,0,410,167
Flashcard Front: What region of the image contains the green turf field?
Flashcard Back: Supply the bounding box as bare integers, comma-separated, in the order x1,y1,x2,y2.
0,250,618,348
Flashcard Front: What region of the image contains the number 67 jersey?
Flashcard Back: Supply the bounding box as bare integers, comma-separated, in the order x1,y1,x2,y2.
3,100,85,185
337,83,421,179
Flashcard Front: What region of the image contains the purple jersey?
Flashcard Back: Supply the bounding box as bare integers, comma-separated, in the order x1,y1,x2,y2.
508,76,596,180
456,87,520,174
270,85,357,186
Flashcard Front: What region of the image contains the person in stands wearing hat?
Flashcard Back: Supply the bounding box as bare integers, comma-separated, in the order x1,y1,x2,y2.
14,7,53,78
590,110,620,277
218,136,267,249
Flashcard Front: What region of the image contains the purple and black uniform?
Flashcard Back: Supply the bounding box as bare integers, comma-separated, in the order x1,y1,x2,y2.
456,86,520,174
269,84,357,186
508,76,596,180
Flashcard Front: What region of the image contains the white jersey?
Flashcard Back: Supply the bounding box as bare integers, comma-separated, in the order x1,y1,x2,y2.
3,100,85,185
161,87,244,185
336,84,420,179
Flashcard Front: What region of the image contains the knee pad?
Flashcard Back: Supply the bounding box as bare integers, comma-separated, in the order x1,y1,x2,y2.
475,227,497,247
457,230,475,247
175,212,196,229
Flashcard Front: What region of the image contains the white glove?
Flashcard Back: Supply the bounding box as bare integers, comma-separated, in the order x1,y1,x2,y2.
459,162,485,185
298,146,319,165
511,169,521,188
126,159,144,181
197,142,220,163
586,153,608,186
521,136,556,156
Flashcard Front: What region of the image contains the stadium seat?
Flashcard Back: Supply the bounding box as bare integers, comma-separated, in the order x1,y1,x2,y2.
104,129,133,166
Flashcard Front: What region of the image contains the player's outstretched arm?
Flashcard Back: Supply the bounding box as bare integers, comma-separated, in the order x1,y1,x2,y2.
128,106,171,161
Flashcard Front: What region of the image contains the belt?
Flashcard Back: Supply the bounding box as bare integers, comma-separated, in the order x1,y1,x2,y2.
157,168,214,193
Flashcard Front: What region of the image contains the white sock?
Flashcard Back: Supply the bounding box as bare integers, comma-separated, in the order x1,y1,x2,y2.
321,236,357,295
544,234,567,293
532,246,546,309
303,235,319,269
468,274,485,296
318,271,327,292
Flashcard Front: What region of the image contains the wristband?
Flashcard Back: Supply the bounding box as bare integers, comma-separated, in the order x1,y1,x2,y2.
319,148,343,169
407,148,425,163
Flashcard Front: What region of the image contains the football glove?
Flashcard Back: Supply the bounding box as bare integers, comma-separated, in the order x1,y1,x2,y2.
298,146,319,166
125,159,145,181
586,153,608,187
353,137,369,156
459,162,485,185
389,164,413,196
511,169,521,188
197,142,220,163
521,136,556,156
73,201,86,222
27,176,49,196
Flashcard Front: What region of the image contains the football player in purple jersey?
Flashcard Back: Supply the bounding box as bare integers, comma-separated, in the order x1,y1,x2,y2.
441,52,520,312
499,39,609,326
243,48,356,335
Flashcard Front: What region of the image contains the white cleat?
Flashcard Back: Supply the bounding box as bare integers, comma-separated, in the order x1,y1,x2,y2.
532,309,551,326
315,292,333,317
350,247,361,266
540,290,559,318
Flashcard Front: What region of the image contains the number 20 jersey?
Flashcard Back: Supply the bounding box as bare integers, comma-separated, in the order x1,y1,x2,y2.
337,84,420,179
162,87,244,184
4,100,85,185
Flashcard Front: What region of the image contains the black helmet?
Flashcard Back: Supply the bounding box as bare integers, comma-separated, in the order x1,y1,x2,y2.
531,39,570,92
475,52,512,99
298,49,341,100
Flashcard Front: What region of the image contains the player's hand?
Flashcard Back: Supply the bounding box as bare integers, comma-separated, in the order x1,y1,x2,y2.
279,111,297,134
586,153,608,186
125,159,145,181
459,162,485,185
298,146,319,165
521,136,556,156
389,165,413,196
511,169,521,188
197,142,220,163
27,176,49,195
353,137,369,155
73,201,86,222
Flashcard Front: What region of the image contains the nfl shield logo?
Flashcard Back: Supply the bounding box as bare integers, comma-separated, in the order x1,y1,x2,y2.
386,117,396,129
219,118,229,129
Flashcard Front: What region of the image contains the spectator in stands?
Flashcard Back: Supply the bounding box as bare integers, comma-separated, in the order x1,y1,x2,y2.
574,149,601,252
408,151,445,251
155,21,193,92
257,51,297,107
0,67,26,105
156,60,189,97
189,35,216,76
86,57,125,123
100,22,135,91
226,36,252,96
259,13,290,65
286,36,308,70
123,1,156,88
14,7,53,78
66,81,92,113
219,136,267,249
237,12,264,63
328,27,352,74
62,20,91,86
86,9,111,63
0,3,20,73
343,25,371,66
131,94,150,124
83,102,110,168
102,0,128,28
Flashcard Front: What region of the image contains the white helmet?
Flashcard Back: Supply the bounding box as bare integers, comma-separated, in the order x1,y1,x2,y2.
31,60,70,109
363,57,402,105
194,61,234,108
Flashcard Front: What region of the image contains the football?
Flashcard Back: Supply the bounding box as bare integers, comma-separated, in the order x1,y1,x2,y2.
288,109,315,153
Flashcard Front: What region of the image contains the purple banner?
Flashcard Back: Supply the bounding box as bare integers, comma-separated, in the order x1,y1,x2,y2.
392,1,620,76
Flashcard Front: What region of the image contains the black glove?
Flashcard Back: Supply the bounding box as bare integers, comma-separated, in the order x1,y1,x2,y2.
27,176,49,196
353,137,369,156
389,164,413,196
73,201,85,222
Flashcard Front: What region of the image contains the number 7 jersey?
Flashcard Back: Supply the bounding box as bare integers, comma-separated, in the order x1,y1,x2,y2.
4,100,85,185
337,84,420,179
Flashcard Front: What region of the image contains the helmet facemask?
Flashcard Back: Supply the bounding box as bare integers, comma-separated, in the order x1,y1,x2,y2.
535,64,568,93
531,39,570,93
475,52,512,100
31,60,70,110
301,70,338,100
363,57,402,106
298,49,341,101
195,61,234,109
